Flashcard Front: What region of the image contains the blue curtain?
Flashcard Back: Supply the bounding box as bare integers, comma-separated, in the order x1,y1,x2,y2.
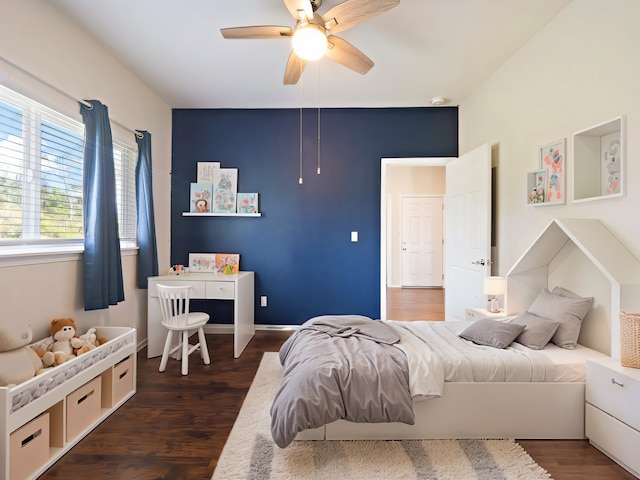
80,100,124,310
135,131,158,288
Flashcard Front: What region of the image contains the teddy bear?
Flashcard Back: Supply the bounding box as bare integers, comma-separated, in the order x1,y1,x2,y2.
0,322,49,386
72,328,107,356
32,318,80,366
31,337,67,368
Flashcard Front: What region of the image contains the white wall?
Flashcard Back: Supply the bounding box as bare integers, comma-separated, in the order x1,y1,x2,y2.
0,0,172,342
460,0,640,275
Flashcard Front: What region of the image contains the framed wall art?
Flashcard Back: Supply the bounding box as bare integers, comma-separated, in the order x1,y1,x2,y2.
212,168,238,213
539,138,566,205
215,253,240,275
190,183,213,213
526,169,547,205
237,193,258,214
188,253,217,272
196,162,220,183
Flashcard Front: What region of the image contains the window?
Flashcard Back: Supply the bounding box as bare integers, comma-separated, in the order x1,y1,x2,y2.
0,85,137,248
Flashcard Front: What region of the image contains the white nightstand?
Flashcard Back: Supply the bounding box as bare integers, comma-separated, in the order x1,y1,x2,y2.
464,307,508,321
585,357,640,478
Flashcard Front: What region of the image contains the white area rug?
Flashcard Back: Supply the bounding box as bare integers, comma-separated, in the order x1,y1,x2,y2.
212,352,552,480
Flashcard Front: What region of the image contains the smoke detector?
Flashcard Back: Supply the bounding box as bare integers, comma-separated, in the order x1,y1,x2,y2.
431,97,448,106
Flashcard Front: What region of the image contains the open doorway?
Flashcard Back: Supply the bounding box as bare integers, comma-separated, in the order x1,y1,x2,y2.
380,158,448,321
381,145,499,321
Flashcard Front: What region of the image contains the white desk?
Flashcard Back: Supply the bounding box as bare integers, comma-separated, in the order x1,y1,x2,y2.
147,272,255,359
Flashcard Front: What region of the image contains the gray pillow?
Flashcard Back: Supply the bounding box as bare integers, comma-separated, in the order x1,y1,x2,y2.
459,318,525,349
510,312,560,350
527,288,593,349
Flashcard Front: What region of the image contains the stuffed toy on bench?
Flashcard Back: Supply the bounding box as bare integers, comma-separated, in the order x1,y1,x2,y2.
0,322,49,386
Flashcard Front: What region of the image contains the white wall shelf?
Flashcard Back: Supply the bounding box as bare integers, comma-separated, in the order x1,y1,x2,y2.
573,116,625,203
182,212,261,217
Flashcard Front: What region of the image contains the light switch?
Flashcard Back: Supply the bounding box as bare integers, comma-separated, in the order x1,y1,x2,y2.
351,231,358,242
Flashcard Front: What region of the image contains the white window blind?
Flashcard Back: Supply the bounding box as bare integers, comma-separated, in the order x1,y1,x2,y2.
0,85,137,246
113,139,137,242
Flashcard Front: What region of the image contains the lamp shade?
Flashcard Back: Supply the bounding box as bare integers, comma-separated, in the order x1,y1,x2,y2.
484,276,506,296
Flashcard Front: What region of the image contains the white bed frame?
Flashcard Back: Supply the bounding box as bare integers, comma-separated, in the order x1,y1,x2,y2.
297,219,640,441
298,382,586,441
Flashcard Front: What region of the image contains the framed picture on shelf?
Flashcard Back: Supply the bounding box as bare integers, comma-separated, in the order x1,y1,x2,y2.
527,169,547,205
600,129,622,196
190,183,213,213
237,193,258,214
188,253,217,272
539,138,566,205
215,253,240,275
212,168,238,213
196,162,220,183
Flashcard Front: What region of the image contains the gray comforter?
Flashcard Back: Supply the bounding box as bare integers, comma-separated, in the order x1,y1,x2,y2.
270,315,414,448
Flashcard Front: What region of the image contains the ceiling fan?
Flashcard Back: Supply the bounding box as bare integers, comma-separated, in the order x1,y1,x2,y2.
220,0,400,85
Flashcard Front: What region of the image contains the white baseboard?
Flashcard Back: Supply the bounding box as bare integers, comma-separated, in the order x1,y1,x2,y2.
204,324,234,334
203,323,299,335
137,338,148,352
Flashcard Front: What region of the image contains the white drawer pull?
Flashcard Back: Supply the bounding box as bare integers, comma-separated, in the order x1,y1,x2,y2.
611,377,624,387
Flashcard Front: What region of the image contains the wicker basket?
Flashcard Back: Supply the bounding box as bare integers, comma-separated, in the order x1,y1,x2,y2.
620,312,640,368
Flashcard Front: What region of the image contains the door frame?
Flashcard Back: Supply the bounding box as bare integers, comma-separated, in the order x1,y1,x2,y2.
380,157,449,320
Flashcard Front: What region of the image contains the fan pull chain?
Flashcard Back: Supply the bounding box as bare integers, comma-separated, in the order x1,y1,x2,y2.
317,106,320,174
299,60,303,185
317,61,321,175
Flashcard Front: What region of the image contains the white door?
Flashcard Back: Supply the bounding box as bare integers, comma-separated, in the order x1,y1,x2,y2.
401,196,443,287
444,144,492,320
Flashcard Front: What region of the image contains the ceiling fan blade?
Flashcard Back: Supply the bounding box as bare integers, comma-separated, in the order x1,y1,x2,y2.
322,0,399,34
325,35,374,75
283,50,308,85
220,26,293,39
283,0,314,22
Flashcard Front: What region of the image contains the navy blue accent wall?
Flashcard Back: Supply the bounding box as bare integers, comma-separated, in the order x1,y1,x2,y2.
171,107,458,326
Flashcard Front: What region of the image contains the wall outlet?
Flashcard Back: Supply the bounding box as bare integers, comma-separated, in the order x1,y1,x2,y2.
260,295,267,307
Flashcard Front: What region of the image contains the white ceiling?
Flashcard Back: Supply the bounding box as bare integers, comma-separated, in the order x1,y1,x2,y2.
48,0,572,109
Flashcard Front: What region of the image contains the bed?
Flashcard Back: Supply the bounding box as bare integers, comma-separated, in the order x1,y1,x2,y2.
271,306,606,447
270,218,640,447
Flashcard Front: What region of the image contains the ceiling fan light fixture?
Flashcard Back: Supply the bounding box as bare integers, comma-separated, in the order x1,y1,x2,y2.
292,23,328,60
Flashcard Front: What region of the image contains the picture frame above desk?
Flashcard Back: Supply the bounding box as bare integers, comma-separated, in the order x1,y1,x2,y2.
147,272,255,359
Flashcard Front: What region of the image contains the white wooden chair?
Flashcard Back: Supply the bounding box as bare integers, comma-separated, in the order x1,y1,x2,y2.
156,284,211,375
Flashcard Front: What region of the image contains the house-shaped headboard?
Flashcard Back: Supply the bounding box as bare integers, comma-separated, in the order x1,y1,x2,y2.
505,218,640,357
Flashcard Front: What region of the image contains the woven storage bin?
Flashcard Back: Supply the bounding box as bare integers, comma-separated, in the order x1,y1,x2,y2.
620,312,640,368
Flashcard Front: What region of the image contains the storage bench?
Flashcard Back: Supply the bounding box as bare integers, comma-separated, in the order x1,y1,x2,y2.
0,327,136,480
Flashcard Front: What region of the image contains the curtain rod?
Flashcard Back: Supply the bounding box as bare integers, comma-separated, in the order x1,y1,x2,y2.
0,55,143,138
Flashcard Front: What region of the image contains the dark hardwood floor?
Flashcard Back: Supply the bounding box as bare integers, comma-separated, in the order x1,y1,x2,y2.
39,320,635,479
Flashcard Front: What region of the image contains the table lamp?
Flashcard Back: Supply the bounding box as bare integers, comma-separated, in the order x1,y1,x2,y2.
484,276,506,313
